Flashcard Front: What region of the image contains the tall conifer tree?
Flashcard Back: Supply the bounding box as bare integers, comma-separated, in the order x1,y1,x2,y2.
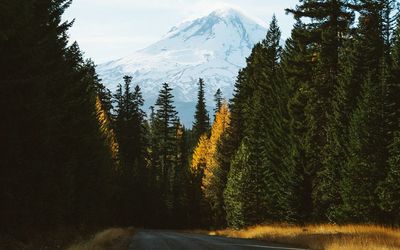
193,78,210,141
152,82,179,224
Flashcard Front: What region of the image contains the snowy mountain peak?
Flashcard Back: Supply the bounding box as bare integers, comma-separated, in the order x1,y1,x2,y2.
209,7,264,25
164,7,264,38
141,7,266,55
97,8,268,125
211,7,240,17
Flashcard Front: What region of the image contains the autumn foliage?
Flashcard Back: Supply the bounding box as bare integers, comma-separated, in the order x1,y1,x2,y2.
191,102,230,223
191,103,229,177
95,96,119,162
202,102,230,195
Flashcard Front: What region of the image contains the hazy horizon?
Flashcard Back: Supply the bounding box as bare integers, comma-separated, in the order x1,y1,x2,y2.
63,0,297,64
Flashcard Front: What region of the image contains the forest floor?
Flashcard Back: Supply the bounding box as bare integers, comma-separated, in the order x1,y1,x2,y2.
66,227,135,250
1,227,103,250
195,224,400,250
1,227,135,250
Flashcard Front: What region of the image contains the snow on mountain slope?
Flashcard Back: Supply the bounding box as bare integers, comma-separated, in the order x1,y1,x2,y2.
97,7,268,125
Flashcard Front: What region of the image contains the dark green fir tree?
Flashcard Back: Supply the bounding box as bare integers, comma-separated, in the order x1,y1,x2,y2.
193,78,210,141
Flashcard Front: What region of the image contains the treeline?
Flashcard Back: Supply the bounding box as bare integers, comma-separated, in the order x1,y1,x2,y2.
100,77,193,228
193,0,400,229
96,75,228,229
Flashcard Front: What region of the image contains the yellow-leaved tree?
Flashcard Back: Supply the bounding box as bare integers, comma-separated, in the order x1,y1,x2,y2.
191,102,230,177
202,102,230,195
190,102,230,226
95,96,119,163
190,133,210,226
191,134,209,173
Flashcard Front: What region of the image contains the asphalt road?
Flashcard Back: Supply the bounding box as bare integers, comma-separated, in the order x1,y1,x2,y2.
129,230,307,250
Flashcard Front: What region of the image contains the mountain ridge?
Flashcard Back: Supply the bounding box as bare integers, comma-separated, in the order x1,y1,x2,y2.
97,7,268,125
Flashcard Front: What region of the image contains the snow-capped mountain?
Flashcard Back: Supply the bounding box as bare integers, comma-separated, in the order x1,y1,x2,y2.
97,7,268,125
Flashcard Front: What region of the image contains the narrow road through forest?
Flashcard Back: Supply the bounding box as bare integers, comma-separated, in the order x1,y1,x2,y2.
129,230,308,250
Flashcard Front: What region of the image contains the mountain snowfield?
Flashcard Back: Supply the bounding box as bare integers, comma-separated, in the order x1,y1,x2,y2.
97,7,268,125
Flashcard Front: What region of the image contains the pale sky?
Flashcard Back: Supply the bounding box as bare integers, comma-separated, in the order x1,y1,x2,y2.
63,0,299,64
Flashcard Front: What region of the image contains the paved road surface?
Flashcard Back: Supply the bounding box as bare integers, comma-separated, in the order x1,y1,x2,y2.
129,230,307,250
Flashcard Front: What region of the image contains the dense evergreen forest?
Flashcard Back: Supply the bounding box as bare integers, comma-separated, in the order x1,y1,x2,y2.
2,0,400,247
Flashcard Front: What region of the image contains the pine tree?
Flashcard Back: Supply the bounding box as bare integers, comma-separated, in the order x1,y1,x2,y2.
385,15,400,145
382,0,397,58
219,45,263,227
334,1,393,223
282,21,316,222
114,77,147,170
377,131,400,225
112,76,149,225
244,94,273,224
131,84,149,225
131,84,148,171
257,16,289,222
287,1,355,219
286,0,354,80
212,70,248,210
339,73,387,223
224,142,251,229
189,134,210,227
114,76,137,170
368,10,400,225
316,24,356,221
193,78,210,141
154,82,179,178
152,82,179,224
213,88,223,117
244,16,286,223
218,52,257,176
171,120,190,227
114,76,132,164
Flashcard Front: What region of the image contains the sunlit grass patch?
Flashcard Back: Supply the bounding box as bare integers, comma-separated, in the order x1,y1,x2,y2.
209,224,400,250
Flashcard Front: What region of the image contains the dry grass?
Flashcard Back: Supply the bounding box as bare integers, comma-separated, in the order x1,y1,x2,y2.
67,227,135,250
208,224,400,250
